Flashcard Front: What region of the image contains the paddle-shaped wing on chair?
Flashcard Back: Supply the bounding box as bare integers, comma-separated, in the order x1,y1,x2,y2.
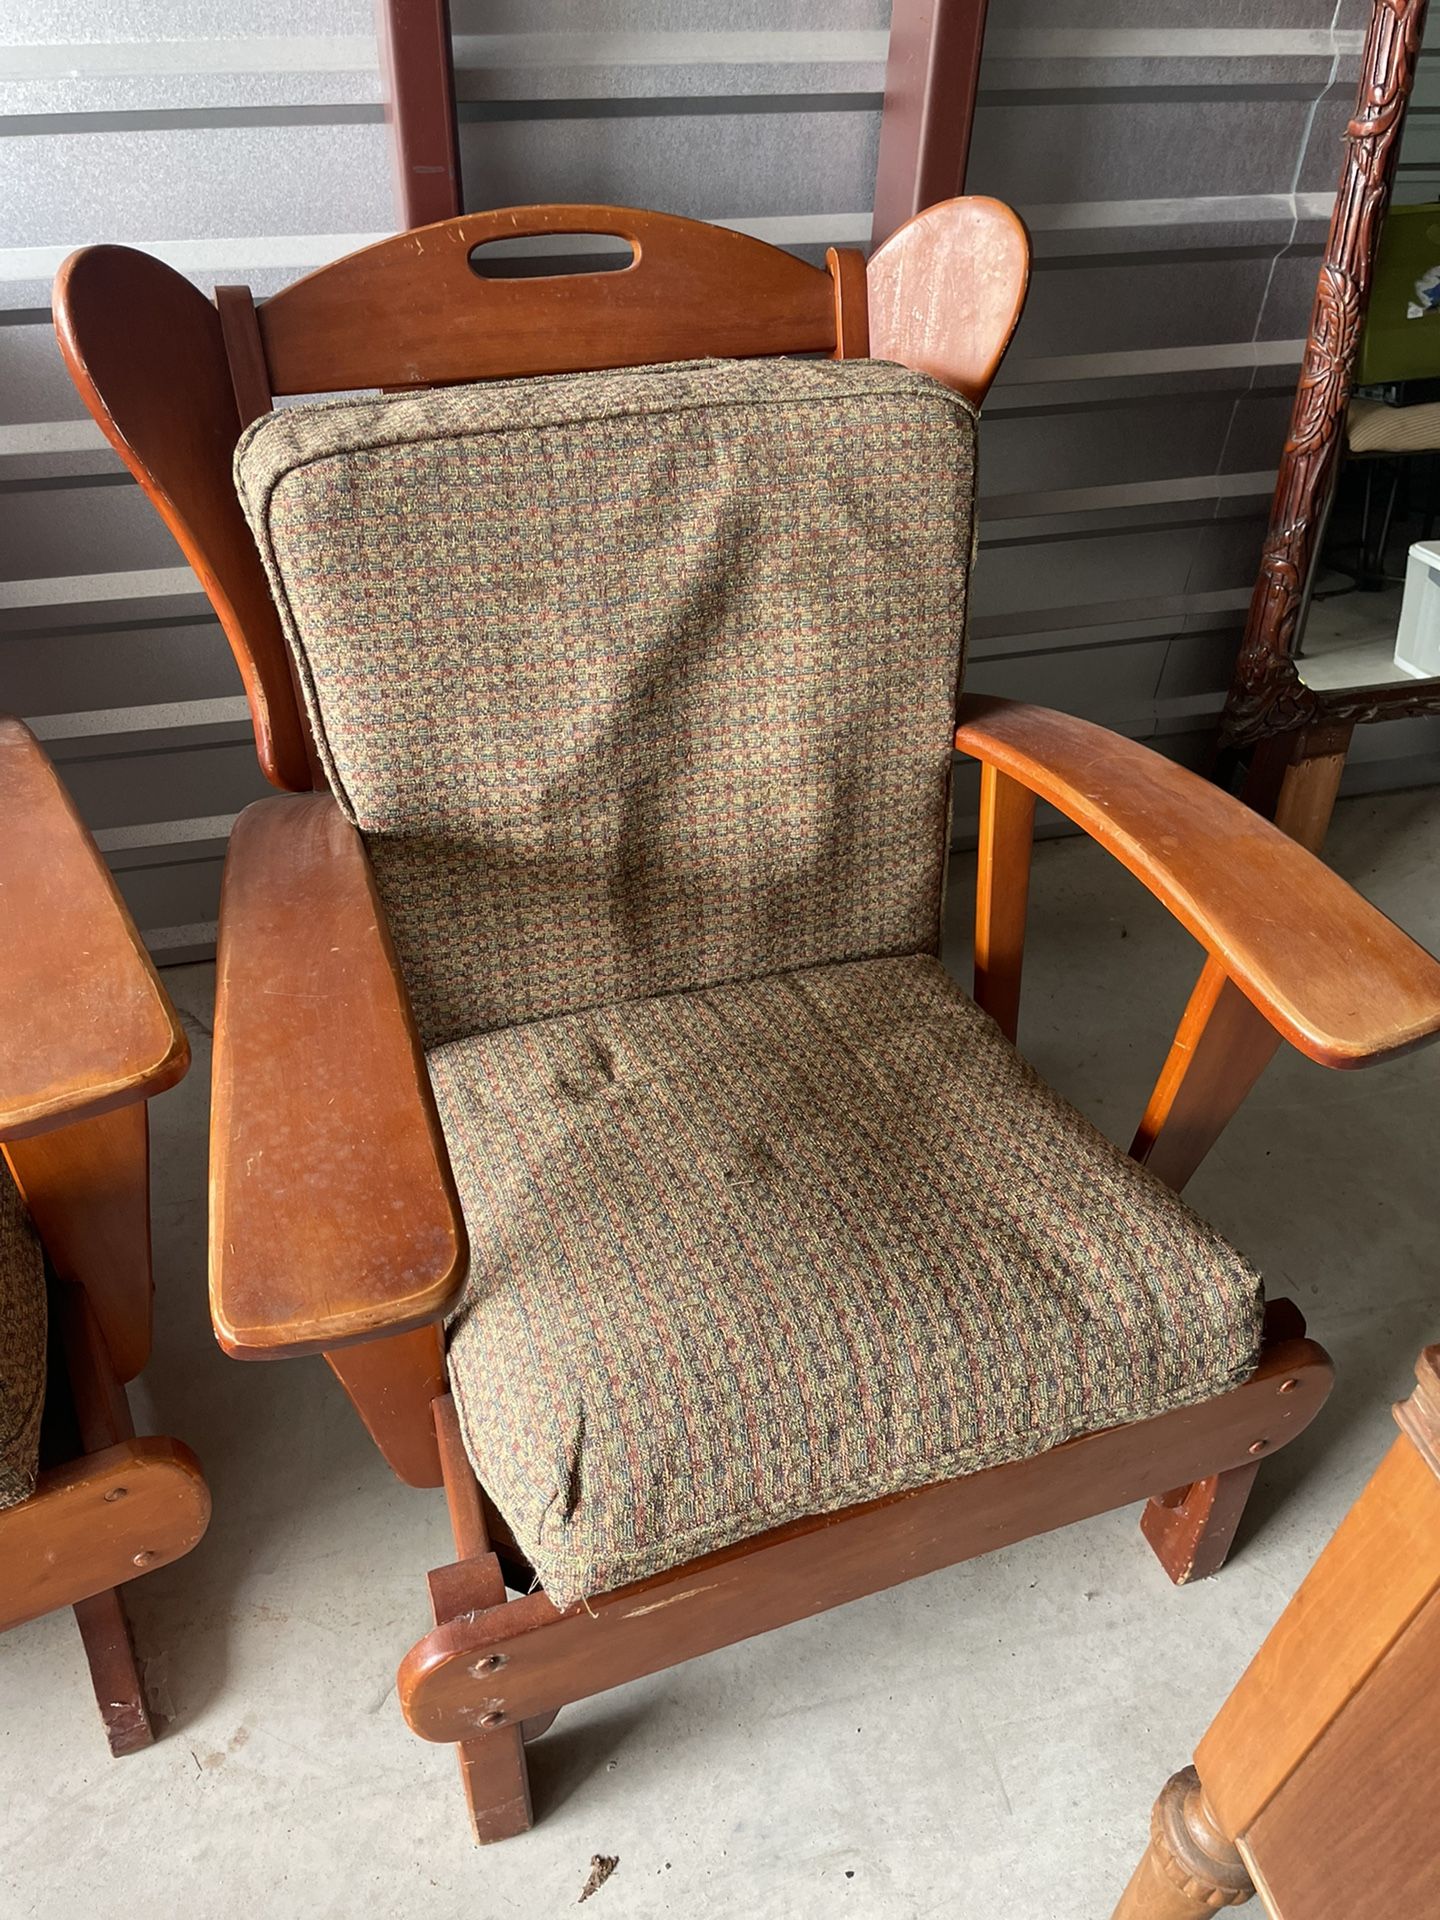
52,199,1440,1842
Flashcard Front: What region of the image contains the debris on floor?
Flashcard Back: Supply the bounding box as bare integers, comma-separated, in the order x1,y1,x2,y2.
579,1855,619,1903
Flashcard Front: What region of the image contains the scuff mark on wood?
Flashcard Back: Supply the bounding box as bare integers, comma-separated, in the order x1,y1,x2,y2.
620,1582,719,1619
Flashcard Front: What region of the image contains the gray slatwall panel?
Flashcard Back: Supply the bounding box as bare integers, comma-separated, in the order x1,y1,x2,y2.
6,4,1438,969
1,7,383,958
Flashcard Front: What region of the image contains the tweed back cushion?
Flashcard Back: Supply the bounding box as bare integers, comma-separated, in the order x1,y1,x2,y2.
435,954,1264,1607
236,359,976,1048
0,1164,45,1510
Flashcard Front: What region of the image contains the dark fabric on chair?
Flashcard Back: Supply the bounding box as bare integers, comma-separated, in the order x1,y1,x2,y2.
0,1164,45,1510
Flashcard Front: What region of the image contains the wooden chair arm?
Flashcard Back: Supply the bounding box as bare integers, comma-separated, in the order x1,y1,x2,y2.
953,695,1440,1069
0,716,188,1139
210,795,467,1360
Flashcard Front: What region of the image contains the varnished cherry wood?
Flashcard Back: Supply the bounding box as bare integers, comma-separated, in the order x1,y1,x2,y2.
431,1397,534,1842
398,1325,1331,1744
0,716,188,1136
72,1586,154,1757
1140,1461,1263,1588
953,695,1440,1068
868,197,1030,407
972,763,1035,1043
1130,961,1283,1196
213,284,272,432
210,794,467,1359
0,1438,210,1633
52,248,313,791
5,1103,153,1382
324,1324,445,1488
257,206,845,396
826,244,870,360
1195,1425,1440,1840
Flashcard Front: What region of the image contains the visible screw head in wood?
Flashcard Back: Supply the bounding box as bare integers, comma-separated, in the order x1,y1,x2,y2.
478,1710,506,1729
1278,1378,1299,1394
104,1487,128,1502
132,1549,157,1567
1248,1440,1267,1455
470,1654,506,1676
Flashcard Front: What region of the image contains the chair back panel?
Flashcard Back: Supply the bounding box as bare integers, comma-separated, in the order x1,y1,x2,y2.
257,205,845,397
235,359,978,1048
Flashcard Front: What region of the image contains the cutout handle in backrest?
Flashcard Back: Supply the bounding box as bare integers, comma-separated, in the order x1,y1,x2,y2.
256,204,843,397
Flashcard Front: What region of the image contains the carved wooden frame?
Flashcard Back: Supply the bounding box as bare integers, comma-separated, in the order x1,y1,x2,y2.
1219,0,1435,751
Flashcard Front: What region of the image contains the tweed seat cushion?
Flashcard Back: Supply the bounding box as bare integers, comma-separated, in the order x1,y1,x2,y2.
0,1164,45,1510
236,358,976,1049
435,954,1264,1608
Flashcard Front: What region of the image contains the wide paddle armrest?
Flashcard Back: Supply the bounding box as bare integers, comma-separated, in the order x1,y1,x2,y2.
954,695,1440,1069
210,794,467,1360
0,716,188,1138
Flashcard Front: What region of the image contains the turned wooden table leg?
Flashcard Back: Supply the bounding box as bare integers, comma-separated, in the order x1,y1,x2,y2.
1113,1768,1254,1918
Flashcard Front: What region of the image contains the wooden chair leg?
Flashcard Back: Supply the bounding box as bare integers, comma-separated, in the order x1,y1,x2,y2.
1141,1463,1261,1587
1142,1301,1308,1586
1112,1768,1254,1917
73,1585,154,1757
432,1396,535,1842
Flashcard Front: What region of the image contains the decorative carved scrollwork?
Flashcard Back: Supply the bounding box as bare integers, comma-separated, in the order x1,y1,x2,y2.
1220,0,1433,748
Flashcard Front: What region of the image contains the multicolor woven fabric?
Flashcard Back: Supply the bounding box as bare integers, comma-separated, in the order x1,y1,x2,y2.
435,955,1264,1607
0,1164,45,1510
236,358,977,1048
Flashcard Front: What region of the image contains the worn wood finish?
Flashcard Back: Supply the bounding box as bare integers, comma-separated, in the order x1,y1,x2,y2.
0,716,188,1137
868,197,1030,406
72,1587,155,1757
1130,962,1283,1196
398,1327,1331,1743
324,1323,446,1488
52,248,313,791
971,762,1034,1043
1220,0,1438,753
1242,1591,1440,1915
0,1439,210,1634
953,694,1440,1067
375,0,463,229
871,0,992,249
257,206,845,397
1112,1768,1255,1918
430,1397,534,1842
1196,1427,1440,1839
1140,1462,1263,1589
5,1104,153,1382
210,795,468,1359
1267,717,1355,856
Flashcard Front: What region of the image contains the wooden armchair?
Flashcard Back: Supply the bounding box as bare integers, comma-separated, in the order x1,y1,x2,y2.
0,719,208,1754
52,200,1440,1840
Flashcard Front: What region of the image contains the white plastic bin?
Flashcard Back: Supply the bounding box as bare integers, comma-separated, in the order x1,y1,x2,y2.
1394,537,1440,678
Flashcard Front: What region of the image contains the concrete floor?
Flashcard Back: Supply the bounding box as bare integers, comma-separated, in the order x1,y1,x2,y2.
4,787,1439,1920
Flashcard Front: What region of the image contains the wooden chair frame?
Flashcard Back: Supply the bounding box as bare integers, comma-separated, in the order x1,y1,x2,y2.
51,200,1440,1836
0,718,209,1754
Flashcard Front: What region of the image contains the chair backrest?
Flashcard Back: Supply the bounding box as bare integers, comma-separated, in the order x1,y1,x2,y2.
54,199,1029,794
